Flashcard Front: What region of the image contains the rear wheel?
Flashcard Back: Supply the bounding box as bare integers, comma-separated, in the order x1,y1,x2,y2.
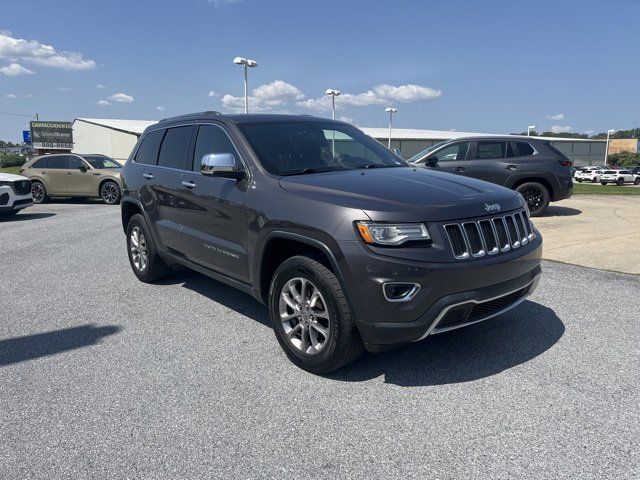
126,214,169,282
515,182,550,217
634,177,640,185
577,179,583,183
601,182,607,186
269,255,363,374
100,181,121,204
31,181,47,204
616,177,625,186
592,177,597,183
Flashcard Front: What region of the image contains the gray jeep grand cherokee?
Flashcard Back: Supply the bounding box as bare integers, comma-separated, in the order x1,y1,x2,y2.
121,112,542,373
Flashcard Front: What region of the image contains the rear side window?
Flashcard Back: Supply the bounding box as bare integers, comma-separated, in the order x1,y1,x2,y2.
475,142,505,159
192,125,241,171
516,142,535,156
32,158,48,168
47,156,70,169
157,126,193,170
135,130,164,165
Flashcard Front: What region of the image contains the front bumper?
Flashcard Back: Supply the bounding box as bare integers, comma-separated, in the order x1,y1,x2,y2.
337,235,543,352
0,187,33,212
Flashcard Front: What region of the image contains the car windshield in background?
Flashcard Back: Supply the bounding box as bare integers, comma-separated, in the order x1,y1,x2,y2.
237,121,406,176
407,141,449,162
83,156,121,169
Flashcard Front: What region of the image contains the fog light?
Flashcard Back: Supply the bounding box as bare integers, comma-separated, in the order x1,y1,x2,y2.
383,282,421,302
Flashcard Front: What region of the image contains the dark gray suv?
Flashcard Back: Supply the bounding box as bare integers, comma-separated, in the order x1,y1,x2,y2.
408,136,574,216
121,113,542,373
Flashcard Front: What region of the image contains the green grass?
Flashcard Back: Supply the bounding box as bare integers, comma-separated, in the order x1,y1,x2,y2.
573,183,640,195
0,166,22,175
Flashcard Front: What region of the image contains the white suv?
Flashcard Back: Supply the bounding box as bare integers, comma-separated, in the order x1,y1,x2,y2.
0,172,33,216
575,168,603,183
599,170,640,186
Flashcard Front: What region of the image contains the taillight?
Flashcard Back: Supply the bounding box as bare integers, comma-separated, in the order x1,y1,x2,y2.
559,160,572,167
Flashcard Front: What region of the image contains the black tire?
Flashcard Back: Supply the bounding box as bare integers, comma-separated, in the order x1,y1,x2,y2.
31,181,48,204
616,178,624,186
100,181,121,205
634,177,640,185
591,177,597,183
601,182,607,186
126,213,169,282
515,182,550,217
576,179,582,183
269,255,363,374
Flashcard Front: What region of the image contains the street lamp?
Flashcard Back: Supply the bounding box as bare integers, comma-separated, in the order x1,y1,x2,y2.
233,56,258,114
385,107,398,148
325,89,341,120
527,125,536,136
605,129,616,166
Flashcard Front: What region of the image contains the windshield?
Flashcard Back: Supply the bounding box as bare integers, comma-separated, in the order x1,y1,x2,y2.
83,155,120,169
407,141,449,163
237,121,406,175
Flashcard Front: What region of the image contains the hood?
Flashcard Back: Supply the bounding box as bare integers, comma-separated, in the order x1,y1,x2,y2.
0,172,29,182
278,167,524,222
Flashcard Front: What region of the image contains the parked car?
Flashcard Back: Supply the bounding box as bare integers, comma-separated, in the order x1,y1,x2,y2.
408,136,573,216
120,113,542,373
629,166,640,175
575,168,604,183
0,172,33,216
599,169,640,186
20,153,122,204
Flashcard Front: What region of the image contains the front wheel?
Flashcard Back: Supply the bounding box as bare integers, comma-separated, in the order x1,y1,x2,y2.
100,181,121,204
616,178,625,186
634,177,640,185
269,255,363,374
576,179,583,183
126,214,169,282
31,181,48,204
515,182,550,217
592,177,598,183
601,182,607,186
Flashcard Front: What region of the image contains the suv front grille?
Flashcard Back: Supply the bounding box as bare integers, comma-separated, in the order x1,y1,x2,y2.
11,180,31,195
444,209,534,261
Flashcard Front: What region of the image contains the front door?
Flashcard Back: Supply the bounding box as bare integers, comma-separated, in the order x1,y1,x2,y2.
65,156,94,195
179,124,250,283
42,155,69,195
423,141,471,175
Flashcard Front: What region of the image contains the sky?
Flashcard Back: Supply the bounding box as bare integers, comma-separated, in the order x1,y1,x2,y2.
1,0,639,142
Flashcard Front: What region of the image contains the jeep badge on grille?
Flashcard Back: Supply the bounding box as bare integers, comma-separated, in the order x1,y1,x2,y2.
484,203,502,213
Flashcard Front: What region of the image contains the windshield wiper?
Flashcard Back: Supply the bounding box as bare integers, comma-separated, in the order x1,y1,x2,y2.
280,167,340,176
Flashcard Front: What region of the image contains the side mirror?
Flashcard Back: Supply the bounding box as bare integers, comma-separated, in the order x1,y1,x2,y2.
425,156,438,166
201,153,244,180
79,164,88,172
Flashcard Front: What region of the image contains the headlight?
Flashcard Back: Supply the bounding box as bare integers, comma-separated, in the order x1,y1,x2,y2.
356,222,430,246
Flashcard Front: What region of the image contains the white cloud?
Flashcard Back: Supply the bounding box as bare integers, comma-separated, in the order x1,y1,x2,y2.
95,84,106,89
0,62,34,76
208,0,242,6
339,116,355,124
97,100,111,106
546,113,565,121
52,86,72,92
22,93,32,98
550,125,573,134
223,80,307,112
0,32,96,70
208,90,217,97
108,92,134,103
5,93,17,98
156,106,165,111
372,84,442,103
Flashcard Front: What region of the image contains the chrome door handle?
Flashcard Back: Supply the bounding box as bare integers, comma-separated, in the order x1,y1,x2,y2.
452,167,465,172
181,181,197,189
505,164,517,170
142,173,154,179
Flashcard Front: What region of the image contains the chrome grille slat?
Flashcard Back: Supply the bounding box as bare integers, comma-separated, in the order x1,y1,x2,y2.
444,208,535,261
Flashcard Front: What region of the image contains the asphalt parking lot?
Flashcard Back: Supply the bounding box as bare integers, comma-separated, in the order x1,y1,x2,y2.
1,202,639,479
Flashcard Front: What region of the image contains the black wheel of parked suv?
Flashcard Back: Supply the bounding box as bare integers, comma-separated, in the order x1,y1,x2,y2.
31,181,48,204
616,178,625,186
126,213,169,282
635,177,640,185
516,182,549,217
269,255,364,374
100,181,121,204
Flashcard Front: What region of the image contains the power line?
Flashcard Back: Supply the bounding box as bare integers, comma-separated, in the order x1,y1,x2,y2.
0,111,38,120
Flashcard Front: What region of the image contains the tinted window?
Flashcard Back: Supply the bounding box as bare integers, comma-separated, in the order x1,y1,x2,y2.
135,129,163,165
475,142,506,159
32,158,48,168
47,156,70,169
192,125,241,171
620,170,631,174
68,156,84,169
506,143,516,158
516,142,535,156
431,142,469,162
84,155,120,169
157,126,193,170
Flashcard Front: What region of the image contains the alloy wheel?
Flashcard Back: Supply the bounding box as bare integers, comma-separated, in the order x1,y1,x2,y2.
520,186,543,211
130,227,148,272
279,277,331,355
102,182,119,204
31,183,44,203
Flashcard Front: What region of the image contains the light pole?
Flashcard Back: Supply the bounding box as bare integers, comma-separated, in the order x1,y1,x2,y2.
385,107,398,148
527,125,536,136
325,89,341,120
605,129,616,166
233,57,258,113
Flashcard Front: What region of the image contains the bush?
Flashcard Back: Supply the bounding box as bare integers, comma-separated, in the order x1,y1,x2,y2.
607,152,640,167
0,154,26,168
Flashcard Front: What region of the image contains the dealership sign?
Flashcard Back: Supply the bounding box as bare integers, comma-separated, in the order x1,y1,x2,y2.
30,121,73,150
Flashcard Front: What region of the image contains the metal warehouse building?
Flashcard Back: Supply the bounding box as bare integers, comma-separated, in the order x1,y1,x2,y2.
72,118,607,166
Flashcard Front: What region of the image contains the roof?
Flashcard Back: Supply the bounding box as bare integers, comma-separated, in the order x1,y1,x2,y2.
74,118,158,135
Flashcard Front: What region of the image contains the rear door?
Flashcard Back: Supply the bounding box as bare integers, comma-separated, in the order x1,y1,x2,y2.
465,140,517,184
179,123,250,282
421,141,471,175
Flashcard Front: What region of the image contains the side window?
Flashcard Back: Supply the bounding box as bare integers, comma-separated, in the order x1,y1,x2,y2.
506,143,516,158
32,158,49,168
516,142,535,156
68,156,84,169
432,142,469,162
135,129,164,165
620,170,631,175
475,141,506,159
157,126,193,170
47,156,70,169
192,125,241,171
